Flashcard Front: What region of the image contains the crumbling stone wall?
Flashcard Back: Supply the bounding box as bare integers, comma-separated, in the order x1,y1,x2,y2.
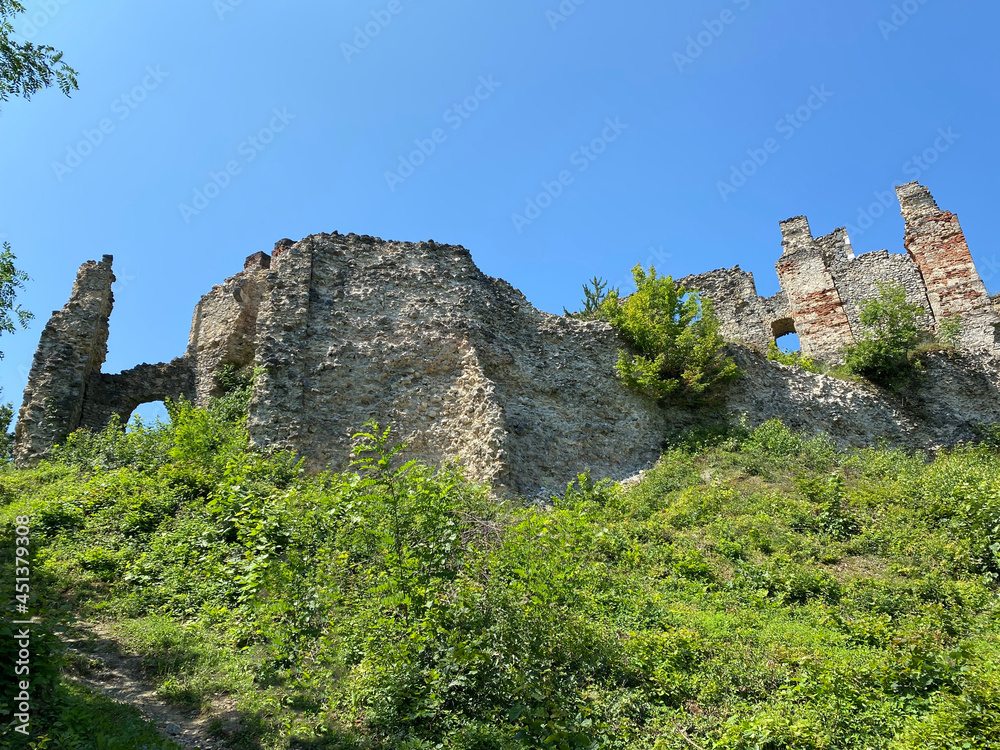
678,267,782,350
186,254,270,404
12,252,266,463
14,256,116,464
249,234,668,493
15,181,1000,491
79,359,195,431
776,217,857,360
832,249,934,340
684,182,1000,361
897,182,997,349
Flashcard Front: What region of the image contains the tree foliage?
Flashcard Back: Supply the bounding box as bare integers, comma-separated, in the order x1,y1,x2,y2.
564,276,616,320
0,242,32,459
0,241,32,346
600,264,740,401
843,282,929,391
0,0,78,109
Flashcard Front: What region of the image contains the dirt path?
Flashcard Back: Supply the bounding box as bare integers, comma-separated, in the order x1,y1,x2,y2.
61,622,240,749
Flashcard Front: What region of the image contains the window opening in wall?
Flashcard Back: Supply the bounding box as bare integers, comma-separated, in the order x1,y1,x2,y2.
775,332,801,353
770,318,800,352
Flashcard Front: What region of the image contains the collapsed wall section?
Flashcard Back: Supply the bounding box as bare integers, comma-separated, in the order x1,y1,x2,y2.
679,267,778,350
14,256,116,464
185,253,271,405
79,358,195,431
13,249,271,464
832,249,935,339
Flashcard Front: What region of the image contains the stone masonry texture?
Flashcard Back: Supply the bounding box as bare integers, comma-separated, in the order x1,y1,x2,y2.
682,182,1000,360
14,182,1000,492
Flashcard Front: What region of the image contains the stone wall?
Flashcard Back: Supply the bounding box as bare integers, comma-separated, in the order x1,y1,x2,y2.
897,182,997,350
13,253,266,461
14,256,116,464
684,182,1000,361
248,234,668,494
776,217,857,360
678,267,780,350
14,181,1000,493
185,262,270,405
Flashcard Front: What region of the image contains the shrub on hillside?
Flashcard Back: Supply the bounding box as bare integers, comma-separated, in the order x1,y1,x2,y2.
599,265,741,402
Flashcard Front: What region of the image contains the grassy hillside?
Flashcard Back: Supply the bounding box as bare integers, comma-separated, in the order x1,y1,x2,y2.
2,382,1000,749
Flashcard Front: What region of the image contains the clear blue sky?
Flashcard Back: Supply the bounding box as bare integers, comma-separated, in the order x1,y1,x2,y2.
2,0,998,421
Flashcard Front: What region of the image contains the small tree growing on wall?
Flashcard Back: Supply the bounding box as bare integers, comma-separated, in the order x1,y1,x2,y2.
598,265,740,402
843,282,929,392
564,276,616,320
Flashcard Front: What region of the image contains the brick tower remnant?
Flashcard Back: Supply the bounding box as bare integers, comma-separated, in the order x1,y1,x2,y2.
684,182,1000,361
897,182,998,349
775,216,857,360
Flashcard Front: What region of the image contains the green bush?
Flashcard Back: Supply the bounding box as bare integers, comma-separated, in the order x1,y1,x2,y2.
843,282,928,391
600,265,740,402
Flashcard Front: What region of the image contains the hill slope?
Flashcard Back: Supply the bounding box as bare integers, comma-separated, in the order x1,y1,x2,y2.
2,387,1000,749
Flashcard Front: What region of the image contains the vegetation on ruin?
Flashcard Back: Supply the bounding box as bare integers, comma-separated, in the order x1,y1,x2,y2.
3,374,1000,749
564,276,616,321
840,282,970,395
0,242,32,459
766,341,825,375
569,266,741,402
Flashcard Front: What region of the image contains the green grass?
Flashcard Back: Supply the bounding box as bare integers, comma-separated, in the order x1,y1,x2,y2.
2,384,1000,749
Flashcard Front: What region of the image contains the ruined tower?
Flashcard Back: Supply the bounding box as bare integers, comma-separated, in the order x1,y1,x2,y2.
775,216,857,360
897,182,997,349
683,182,999,360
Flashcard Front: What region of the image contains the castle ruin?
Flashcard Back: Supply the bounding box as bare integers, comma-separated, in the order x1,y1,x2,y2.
13,182,1000,492
682,182,1000,359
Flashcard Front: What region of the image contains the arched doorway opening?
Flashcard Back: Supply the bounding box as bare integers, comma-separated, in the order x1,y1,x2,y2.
127,400,170,431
